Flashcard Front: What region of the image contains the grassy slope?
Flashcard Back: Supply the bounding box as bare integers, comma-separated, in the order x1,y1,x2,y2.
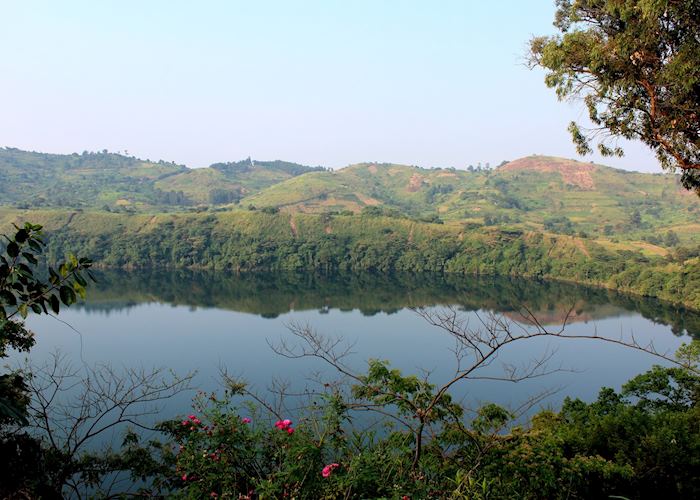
0,148,322,208
0,148,186,204
3,148,697,249
243,156,700,247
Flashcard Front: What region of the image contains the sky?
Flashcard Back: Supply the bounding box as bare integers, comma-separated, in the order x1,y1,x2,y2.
0,1,663,172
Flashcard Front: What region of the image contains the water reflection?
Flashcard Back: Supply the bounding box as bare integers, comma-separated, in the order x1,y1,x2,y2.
79,269,699,338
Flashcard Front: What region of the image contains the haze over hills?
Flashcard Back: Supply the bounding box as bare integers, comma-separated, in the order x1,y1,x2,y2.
1,147,698,248
0,148,325,208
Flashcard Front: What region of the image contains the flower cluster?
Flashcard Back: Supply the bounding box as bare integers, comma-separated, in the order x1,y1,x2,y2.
181,414,202,431
274,419,294,435
321,463,339,478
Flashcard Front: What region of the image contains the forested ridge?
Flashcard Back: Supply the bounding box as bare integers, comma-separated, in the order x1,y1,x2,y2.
2,208,698,311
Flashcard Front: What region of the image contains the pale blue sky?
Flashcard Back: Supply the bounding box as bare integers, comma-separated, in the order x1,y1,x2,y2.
0,1,662,171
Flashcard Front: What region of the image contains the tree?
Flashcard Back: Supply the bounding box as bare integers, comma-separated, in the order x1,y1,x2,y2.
1,223,93,424
529,0,700,192
0,224,193,497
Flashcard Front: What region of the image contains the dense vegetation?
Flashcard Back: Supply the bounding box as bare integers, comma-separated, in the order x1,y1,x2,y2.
529,0,700,191
1,208,697,311
1,223,698,498
132,358,698,499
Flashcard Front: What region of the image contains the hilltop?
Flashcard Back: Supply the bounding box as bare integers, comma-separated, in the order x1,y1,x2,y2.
243,155,699,248
1,148,698,248
0,148,325,209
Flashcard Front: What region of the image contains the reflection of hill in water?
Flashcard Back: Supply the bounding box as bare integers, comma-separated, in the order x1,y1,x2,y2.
76,270,700,338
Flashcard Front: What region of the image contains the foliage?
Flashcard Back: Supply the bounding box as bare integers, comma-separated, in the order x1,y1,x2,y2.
15,209,700,310
126,353,700,499
0,148,322,209
0,222,93,424
0,223,95,498
529,0,700,191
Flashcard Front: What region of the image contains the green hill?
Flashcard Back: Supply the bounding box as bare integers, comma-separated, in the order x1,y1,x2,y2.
0,147,187,208
155,158,326,204
243,156,700,247
1,207,698,310
1,148,698,248
0,148,324,209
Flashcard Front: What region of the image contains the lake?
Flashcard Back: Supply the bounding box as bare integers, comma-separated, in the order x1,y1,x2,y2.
20,269,698,419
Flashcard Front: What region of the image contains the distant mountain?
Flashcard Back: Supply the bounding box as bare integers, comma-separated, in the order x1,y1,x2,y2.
242,155,699,248
0,148,697,248
0,148,187,208
0,148,324,208
155,158,326,204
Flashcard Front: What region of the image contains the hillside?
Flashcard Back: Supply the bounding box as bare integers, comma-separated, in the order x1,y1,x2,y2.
1,208,699,310
0,148,324,209
1,148,698,248
243,156,700,247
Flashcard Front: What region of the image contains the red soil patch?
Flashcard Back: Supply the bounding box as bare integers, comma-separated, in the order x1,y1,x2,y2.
500,156,596,189
407,173,424,192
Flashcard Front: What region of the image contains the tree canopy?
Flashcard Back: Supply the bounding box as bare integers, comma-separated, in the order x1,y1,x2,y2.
529,0,700,192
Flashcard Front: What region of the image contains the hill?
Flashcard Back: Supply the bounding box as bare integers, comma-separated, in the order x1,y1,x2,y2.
1,148,698,248
0,148,324,209
243,156,700,247
1,207,699,310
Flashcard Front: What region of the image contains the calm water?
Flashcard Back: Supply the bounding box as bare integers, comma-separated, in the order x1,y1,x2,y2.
19,270,698,417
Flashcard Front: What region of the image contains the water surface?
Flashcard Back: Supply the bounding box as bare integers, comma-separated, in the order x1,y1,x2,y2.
22,270,697,417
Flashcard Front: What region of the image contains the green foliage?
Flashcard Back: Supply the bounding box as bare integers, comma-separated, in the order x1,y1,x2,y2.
0,223,94,498
0,148,322,209
543,215,574,235
0,223,93,425
529,0,700,191
2,148,699,246
9,209,699,310
123,359,700,499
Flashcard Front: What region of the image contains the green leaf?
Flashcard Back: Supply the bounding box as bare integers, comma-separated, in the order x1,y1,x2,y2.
18,303,28,319
49,294,60,314
31,303,42,314
14,229,28,243
6,242,19,258
28,239,42,252
0,290,16,306
49,267,60,285
59,286,76,305
75,273,87,287
73,282,86,300
21,252,38,265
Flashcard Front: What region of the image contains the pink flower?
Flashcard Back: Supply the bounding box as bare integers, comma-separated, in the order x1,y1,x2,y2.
321,463,339,478
188,415,197,420
275,419,292,430
242,417,251,424
181,420,189,426
286,427,294,435
181,474,187,481
210,493,218,498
